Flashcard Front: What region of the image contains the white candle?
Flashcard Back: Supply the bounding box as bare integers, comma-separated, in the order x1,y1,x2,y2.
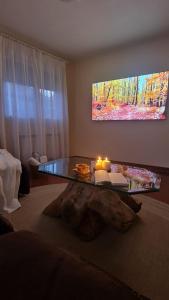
102,157,111,171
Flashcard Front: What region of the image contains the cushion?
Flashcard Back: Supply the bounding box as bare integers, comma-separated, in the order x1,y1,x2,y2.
0,230,149,300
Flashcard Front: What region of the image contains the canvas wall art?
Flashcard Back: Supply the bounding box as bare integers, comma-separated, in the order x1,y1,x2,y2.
92,71,168,120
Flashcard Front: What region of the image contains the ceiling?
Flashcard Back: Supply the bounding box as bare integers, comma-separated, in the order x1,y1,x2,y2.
0,0,169,60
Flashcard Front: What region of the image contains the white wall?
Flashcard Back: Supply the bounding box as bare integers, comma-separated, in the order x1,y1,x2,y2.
67,34,169,167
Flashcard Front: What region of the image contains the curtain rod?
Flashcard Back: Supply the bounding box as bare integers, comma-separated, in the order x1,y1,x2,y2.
0,31,67,63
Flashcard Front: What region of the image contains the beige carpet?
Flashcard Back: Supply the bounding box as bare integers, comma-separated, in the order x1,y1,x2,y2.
8,184,169,300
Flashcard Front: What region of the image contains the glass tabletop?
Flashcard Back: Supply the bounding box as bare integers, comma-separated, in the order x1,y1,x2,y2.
38,156,161,195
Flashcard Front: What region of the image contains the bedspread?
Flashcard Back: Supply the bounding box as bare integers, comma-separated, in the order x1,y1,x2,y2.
0,149,21,213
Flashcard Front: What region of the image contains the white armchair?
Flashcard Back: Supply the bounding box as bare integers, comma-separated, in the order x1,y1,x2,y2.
0,149,22,213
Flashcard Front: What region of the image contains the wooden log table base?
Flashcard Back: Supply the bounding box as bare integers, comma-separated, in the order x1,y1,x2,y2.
43,182,142,241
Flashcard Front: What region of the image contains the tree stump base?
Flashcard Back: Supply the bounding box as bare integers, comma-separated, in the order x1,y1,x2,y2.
44,182,141,241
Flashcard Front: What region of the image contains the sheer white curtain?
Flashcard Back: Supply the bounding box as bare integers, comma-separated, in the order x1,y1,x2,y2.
0,35,69,161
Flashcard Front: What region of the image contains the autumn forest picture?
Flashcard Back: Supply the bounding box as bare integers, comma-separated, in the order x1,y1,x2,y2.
92,71,168,120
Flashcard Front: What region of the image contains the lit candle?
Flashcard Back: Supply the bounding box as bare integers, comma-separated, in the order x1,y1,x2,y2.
95,156,103,170
102,157,111,171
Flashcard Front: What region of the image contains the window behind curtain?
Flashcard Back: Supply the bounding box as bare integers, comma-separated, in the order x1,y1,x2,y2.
0,35,69,160
4,82,57,120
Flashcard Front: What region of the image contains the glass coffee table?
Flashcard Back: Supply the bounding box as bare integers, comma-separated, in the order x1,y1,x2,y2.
39,156,161,240
38,156,161,195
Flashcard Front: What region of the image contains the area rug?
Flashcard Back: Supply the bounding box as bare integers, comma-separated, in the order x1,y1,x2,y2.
8,184,169,300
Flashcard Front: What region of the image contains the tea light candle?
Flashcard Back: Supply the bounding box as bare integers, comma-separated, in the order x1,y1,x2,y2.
102,157,111,171
95,156,103,170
